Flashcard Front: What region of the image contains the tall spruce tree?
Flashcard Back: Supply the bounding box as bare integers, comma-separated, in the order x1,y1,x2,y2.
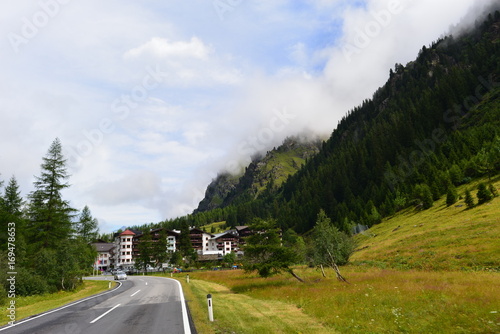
1,176,27,263
27,138,76,250
76,205,99,243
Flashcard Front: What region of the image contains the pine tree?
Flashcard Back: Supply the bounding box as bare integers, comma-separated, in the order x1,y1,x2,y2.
135,231,153,272
152,229,169,269
446,186,458,207
477,182,493,204
243,218,304,282
3,176,23,217
1,176,27,263
76,205,99,243
27,138,76,250
464,188,475,209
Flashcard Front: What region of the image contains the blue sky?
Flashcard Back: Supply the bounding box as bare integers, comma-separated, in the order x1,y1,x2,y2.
0,0,494,233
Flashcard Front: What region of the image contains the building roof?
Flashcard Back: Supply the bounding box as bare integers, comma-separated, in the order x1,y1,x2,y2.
212,230,239,239
120,229,136,236
92,243,114,252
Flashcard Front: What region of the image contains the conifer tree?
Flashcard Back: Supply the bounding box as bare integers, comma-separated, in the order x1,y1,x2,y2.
464,188,475,209
27,138,76,250
446,186,458,207
1,176,27,263
477,183,493,204
243,218,304,282
76,205,99,243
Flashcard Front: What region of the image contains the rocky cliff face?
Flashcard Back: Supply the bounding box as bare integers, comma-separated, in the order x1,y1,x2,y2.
194,136,322,212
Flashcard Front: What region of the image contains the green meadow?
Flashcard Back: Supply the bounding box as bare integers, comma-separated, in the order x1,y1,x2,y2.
179,177,500,333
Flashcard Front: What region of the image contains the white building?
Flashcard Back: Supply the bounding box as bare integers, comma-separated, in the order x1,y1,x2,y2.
114,229,136,271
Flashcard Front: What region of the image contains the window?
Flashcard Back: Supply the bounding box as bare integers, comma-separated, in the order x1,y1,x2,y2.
122,252,125,256
127,252,130,255
127,245,131,248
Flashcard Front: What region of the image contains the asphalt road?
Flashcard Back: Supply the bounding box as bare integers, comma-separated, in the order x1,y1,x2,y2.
0,276,193,334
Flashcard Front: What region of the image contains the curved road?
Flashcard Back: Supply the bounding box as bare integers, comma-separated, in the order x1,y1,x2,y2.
0,276,193,334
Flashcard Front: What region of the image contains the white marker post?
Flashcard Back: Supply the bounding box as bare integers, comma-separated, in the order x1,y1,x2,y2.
186,274,190,283
207,294,214,322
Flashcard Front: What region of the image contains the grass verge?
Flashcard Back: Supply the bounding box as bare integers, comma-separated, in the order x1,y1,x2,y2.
0,279,113,326
174,272,335,334
185,267,499,333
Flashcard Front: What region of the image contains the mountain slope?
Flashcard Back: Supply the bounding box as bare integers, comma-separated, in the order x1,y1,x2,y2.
164,9,500,233
351,176,500,271
195,136,321,213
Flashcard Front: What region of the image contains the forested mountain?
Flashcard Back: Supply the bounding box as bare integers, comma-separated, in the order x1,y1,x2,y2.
276,11,500,233
163,10,500,234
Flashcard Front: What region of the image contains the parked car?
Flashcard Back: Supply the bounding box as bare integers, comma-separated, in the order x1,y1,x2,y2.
114,271,127,280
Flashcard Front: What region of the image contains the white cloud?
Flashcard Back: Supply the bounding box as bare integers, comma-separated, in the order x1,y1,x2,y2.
0,0,495,233
124,37,212,60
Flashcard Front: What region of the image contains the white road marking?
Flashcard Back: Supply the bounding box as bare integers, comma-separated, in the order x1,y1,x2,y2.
0,281,123,331
157,277,192,334
90,304,121,324
130,290,141,297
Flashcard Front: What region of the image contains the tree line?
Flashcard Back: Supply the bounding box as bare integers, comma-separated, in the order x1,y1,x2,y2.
0,138,99,299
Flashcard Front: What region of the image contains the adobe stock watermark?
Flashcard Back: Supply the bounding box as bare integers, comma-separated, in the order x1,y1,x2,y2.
6,222,17,326
343,0,403,63
384,74,499,191
213,0,244,21
66,65,167,167
7,0,72,54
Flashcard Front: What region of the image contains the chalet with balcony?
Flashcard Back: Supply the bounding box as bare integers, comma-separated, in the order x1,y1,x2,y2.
91,241,114,272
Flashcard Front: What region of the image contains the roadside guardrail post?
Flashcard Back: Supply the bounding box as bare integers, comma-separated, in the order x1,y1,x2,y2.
207,294,214,322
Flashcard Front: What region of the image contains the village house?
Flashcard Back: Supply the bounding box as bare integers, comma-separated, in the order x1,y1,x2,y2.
91,240,114,272
98,225,251,270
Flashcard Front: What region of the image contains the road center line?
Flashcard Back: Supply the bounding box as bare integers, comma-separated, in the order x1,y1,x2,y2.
90,304,121,324
130,290,141,297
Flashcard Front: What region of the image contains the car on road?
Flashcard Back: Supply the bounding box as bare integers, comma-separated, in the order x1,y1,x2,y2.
114,271,127,280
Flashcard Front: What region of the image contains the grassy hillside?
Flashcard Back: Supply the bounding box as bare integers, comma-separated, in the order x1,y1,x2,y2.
178,176,500,333
351,176,500,271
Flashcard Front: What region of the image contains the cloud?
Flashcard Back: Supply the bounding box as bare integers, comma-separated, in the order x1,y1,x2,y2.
90,171,162,206
124,37,212,60
1,0,496,233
